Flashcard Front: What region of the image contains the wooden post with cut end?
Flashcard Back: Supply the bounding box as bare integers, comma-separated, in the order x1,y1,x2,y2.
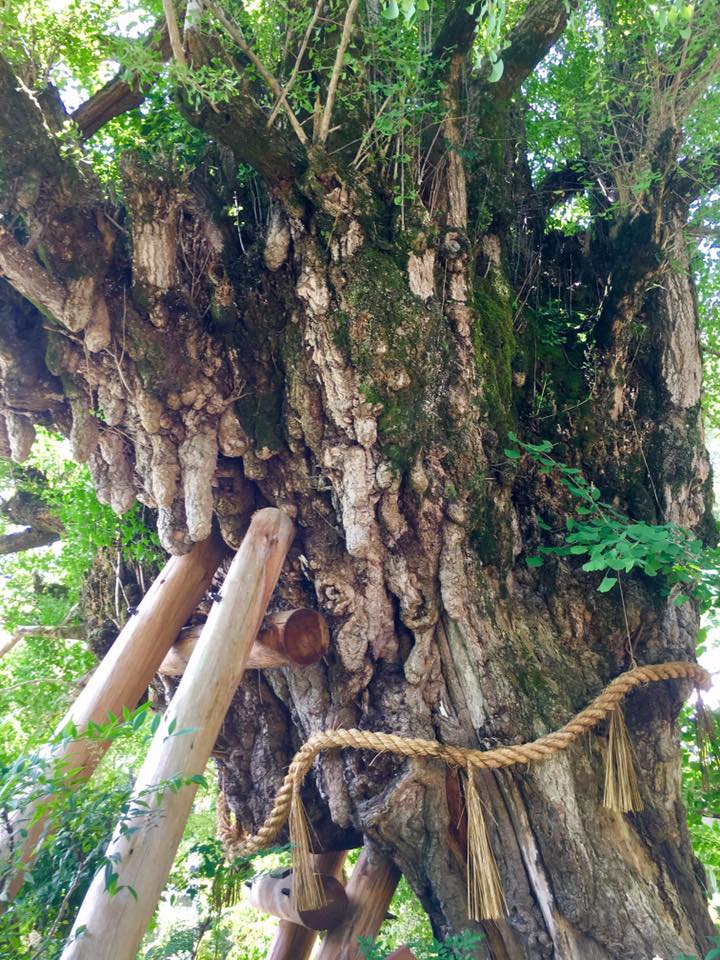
315,847,401,960
384,949,419,960
61,508,295,960
266,851,348,960
158,607,329,676
0,532,226,903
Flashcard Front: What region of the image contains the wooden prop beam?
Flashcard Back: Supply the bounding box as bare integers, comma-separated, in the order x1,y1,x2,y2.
0,532,226,903
61,508,295,960
316,848,401,960
266,852,348,960
159,607,329,676
246,865,348,931
384,950,418,960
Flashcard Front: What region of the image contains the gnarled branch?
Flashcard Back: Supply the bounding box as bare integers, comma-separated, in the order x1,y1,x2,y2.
71,22,172,139
0,526,61,557
480,0,576,101
432,0,483,60
0,228,67,321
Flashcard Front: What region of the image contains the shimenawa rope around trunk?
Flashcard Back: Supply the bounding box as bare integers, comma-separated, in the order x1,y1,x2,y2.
219,660,710,920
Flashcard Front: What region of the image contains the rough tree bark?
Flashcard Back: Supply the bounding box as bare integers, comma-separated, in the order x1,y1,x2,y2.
0,1,717,956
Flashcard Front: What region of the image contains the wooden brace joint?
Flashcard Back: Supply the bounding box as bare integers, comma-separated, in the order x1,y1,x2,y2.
158,608,329,676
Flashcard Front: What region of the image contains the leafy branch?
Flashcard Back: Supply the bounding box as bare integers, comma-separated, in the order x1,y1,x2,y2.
505,433,719,607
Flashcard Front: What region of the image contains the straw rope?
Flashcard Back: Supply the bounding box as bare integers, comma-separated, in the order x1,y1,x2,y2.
224,660,709,858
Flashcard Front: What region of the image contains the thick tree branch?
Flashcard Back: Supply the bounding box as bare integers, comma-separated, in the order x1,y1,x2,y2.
178,5,307,182
0,228,67,321
181,92,306,184
481,0,575,101
71,23,172,140
431,0,482,60
0,527,61,557
0,54,78,190
0,487,64,532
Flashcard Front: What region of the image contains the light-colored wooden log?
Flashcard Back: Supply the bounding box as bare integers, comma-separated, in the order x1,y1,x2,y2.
316,848,401,960
267,851,348,960
246,865,348,930
61,508,295,960
158,607,329,676
0,532,226,903
384,949,418,960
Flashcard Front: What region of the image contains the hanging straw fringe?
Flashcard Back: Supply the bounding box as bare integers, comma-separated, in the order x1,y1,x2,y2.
288,781,324,912
603,706,643,813
219,661,708,920
465,765,506,921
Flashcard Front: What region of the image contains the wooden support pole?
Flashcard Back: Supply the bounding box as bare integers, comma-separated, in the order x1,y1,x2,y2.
316,847,401,960
158,607,329,676
61,508,295,960
384,950,419,960
246,863,348,931
0,532,226,903
266,852,348,960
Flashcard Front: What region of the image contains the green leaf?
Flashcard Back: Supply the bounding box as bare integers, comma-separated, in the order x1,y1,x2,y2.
526,556,544,567
504,448,521,459
488,60,505,83
383,0,400,18
597,576,617,593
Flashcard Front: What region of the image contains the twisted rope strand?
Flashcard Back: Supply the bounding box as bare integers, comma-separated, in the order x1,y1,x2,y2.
228,661,710,857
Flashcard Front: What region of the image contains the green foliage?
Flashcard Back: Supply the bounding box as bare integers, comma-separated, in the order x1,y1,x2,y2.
0,706,154,959
358,928,484,960
506,433,720,607
0,431,163,761
0,431,161,619
681,701,720,867
675,935,720,960
0,0,149,88
524,0,720,216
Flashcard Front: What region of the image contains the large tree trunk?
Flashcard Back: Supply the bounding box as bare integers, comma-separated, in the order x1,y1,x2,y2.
0,5,716,954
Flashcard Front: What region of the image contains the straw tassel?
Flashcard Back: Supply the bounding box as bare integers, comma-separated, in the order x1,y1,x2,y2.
603,705,643,813
288,781,324,912
465,764,505,922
